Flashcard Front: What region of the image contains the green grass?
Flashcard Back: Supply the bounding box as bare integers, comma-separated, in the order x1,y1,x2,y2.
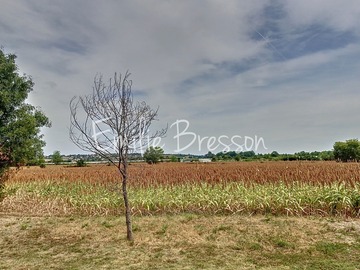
0,214,360,269
2,180,360,217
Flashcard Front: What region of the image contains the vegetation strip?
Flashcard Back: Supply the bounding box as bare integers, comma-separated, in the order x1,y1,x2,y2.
2,180,360,217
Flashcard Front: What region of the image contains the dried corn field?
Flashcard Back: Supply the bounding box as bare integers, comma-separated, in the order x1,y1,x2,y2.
3,161,360,217
10,161,360,187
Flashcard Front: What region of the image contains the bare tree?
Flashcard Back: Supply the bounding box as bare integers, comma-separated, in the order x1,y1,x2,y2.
69,71,166,241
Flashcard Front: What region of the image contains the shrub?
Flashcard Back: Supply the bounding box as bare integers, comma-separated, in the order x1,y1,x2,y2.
76,159,87,167
144,147,164,164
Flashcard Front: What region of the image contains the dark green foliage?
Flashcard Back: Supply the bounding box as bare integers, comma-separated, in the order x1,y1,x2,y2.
169,155,178,162
51,151,63,165
205,151,215,158
210,150,335,162
76,159,87,167
143,146,164,164
333,139,360,162
0,48,50,197
0,48,51,168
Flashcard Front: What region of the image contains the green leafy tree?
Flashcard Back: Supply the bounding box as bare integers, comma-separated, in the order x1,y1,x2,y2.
169,155,178,162
0,48,50,172
319,150,334,161
76,159,87,167
143,146,164,164
205,151,214,158
51,150,63,165
333,139,360,162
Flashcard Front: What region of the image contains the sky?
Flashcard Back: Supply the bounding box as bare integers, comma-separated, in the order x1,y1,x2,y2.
1,0,360,155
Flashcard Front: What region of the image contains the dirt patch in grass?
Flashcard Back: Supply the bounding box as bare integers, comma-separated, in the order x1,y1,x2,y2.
1,213,360,269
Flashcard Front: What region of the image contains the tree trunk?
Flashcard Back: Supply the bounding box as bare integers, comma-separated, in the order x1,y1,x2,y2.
121,169,133,242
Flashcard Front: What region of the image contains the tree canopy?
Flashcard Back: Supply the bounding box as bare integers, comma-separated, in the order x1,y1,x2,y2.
144,146,164,164
51,150,63,165
333,139,360,162
0,48,51,167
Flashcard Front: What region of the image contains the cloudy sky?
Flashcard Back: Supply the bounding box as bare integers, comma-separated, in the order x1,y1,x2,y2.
1,0,360,155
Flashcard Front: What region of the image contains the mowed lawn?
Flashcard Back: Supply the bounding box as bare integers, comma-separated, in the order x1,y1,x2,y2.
1,214,360,269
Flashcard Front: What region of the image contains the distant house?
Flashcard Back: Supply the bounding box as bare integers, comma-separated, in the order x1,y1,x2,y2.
178,156,212,163
198,158,212,163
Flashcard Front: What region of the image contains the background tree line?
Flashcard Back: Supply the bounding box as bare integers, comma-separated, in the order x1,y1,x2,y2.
44,140,360,165
203,150,334,162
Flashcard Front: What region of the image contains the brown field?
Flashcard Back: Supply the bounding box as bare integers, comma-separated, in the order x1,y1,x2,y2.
11,161,360,187
4,161,360,217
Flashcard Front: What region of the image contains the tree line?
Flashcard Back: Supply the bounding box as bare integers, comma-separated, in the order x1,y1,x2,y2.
47,141,360,165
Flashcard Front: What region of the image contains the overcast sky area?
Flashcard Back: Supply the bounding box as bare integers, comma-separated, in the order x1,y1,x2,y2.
1,0,360,155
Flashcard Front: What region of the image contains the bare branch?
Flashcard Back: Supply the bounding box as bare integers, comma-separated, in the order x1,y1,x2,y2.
69,71,167,241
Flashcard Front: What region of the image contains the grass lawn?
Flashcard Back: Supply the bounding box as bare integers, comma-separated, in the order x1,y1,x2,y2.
1,213,360,269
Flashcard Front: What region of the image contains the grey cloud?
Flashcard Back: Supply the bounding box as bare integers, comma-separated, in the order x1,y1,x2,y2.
39,38,88,55
1,0,359,155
